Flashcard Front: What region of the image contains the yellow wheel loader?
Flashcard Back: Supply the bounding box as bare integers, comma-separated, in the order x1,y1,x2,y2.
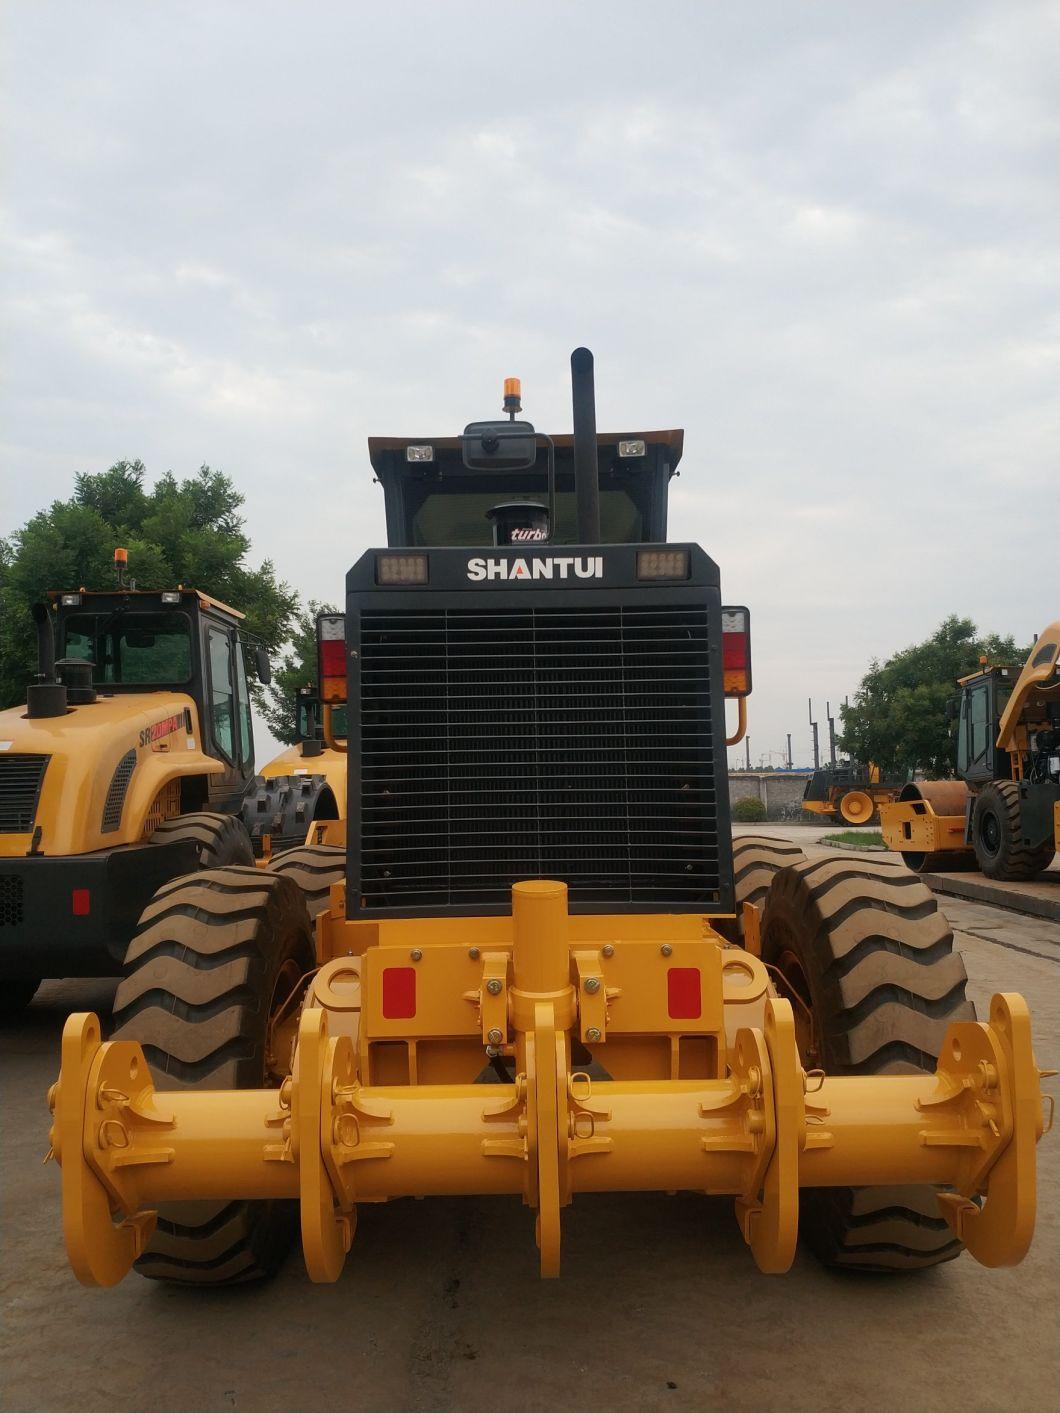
49,353,1050,1289
0,581,275,1014
880,625,1060,878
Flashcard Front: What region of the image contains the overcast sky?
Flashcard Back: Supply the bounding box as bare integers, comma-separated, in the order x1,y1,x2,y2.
3,1,1057,767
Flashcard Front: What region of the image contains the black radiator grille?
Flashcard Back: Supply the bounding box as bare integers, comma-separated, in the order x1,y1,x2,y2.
0,754,50,834
357,605,720,911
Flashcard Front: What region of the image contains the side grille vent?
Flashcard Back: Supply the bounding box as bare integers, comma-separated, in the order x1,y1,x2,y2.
101,750,137,833
0,754,50,834
356,605,721,913
0,875,24,926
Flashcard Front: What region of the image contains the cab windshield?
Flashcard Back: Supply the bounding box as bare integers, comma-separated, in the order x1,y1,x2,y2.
63,610,193,684
407,470,651,546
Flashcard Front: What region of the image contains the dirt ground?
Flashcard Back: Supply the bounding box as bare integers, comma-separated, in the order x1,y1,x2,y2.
2,846,1057,1413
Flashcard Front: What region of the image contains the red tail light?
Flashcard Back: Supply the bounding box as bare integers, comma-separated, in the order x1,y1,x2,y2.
721,607,751,697
316,613,347,703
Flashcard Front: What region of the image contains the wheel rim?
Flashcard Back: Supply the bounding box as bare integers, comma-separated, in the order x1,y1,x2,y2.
979,810,1002,857
772,944,819,1066
266,956,310,1084
840,791,873,825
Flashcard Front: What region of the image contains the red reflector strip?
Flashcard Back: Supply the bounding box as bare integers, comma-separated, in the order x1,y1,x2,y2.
667,966,701,1020
381,966,416,1019
71,888,91,917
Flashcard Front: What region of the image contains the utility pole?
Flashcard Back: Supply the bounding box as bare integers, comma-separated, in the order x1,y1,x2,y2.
809,698,820,770
745,735,751,771
826,702,837,767
786,733,793,770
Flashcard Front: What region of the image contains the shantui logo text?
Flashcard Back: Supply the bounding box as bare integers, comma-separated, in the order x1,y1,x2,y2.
466,556,604,582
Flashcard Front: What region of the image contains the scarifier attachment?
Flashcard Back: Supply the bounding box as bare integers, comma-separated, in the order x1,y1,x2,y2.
48,882,1048,1287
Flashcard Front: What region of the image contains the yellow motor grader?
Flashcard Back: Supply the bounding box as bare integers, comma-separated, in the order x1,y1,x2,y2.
880,625,1060,878
48,353,1049,1288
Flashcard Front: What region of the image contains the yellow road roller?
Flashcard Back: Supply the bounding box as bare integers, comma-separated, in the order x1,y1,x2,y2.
880,624,1060,877
48,351,1050,1287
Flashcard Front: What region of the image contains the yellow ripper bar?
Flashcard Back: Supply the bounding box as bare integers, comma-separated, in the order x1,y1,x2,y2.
50,988,1046,1288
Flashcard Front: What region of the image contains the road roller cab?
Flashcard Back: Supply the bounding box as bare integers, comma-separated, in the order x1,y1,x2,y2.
48,353,1050,1290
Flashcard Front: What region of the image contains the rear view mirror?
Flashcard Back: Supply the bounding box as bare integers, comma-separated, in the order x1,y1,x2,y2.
461,420,538,471
254,646,272,685
945,696,960,721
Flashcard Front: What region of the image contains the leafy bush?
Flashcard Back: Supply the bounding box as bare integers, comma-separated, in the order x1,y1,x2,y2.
732,796,767,823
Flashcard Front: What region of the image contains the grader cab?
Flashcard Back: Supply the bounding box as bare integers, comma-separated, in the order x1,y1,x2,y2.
49,351,1049,1287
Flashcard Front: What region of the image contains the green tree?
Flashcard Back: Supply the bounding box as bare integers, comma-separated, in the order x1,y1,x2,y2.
259,600,339,744
0,460,298,707
839,616,1027,778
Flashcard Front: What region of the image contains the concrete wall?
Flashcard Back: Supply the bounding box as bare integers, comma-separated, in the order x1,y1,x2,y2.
728,771,809,820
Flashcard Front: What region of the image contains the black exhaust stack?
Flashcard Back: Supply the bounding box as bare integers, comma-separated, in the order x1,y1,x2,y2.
27,603,67,718
570,347,601,544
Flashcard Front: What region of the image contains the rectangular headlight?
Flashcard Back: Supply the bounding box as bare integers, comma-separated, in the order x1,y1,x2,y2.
405,445,434,463
636,549,689,581
376,553,429,585
60,593,81,606
161,591,181,604
618,439,646,458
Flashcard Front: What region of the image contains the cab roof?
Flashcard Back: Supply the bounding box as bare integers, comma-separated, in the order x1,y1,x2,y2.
47,588,245,621
368,429,684,475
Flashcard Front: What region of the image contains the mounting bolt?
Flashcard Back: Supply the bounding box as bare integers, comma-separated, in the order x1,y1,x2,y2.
601,944,614,958
487,1027,504,1045
469,947,480,960
486,978,503,996
660,944,673,957
586,1026,602,1043
584,977,601,994
410,948,423,962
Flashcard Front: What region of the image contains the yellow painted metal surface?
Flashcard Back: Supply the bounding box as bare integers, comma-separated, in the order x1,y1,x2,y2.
997,621,1060,751
0,693,221,858
879,798,966,855
47,882,1049,1287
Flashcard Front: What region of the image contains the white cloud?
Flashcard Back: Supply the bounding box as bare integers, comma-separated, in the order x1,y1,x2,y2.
1,0,1057,768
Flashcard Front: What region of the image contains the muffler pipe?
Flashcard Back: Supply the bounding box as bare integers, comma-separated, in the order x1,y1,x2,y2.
26,602,67,718
570,347,601,544
32,602,56,680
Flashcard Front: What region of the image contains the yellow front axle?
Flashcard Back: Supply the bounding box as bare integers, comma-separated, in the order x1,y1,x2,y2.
48,882,1047,1286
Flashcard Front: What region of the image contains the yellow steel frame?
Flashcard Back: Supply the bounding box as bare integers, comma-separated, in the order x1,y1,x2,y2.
879,799,967,855
48,881,1049,1287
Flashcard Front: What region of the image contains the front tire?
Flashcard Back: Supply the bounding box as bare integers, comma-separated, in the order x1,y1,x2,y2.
761,856,974,1271
111,867,313,1284
716,834,808,944
150,810,255,869
267,844,346,918
971,781,1053,880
